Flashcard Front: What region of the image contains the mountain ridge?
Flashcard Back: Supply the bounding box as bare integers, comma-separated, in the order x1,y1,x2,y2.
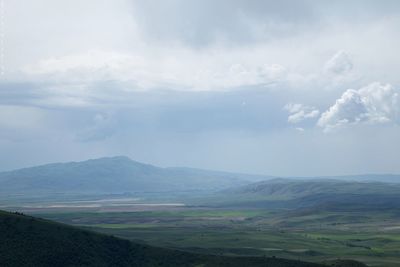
1,156,400,198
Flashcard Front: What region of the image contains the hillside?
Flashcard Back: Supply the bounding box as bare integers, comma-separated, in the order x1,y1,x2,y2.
289,174,400,183
230,178,400,197
0,209,359,267
0,156,270,196
220,178,400,211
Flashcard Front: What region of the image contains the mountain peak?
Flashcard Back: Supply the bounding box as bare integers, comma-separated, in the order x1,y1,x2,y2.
0,156,261,195
87,155,132,162
93,155,133,162
82,156,151,167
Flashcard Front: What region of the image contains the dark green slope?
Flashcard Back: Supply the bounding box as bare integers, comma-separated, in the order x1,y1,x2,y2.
0,210,345,267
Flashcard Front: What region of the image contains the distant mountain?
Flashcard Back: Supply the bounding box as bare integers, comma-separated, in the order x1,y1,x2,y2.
0,156,271,196
1,156,398,199
1,210,361,267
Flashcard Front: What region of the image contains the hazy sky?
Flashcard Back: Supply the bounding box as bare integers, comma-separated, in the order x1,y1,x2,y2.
1,0,400,176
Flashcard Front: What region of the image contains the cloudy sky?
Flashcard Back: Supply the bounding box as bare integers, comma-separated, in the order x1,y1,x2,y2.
1,0,400,176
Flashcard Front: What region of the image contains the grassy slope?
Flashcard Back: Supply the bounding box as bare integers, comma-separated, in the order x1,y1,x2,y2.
0,210,341,267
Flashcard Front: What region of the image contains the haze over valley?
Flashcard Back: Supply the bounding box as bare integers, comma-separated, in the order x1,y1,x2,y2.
1,157,400,266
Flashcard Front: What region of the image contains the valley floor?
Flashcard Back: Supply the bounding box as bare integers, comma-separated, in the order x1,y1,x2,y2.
16,200,399,267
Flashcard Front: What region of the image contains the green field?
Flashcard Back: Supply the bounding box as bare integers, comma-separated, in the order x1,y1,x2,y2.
36,208,400,267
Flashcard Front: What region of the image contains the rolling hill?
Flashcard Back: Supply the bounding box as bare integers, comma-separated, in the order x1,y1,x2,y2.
230,178,400,197
0,209,365,267
221,178,400,211
288,174,400,183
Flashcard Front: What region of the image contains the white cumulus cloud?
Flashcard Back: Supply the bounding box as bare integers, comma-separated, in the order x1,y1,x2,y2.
318,82,400,131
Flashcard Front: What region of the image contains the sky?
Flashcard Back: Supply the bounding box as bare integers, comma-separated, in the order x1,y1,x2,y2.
0,0,400,176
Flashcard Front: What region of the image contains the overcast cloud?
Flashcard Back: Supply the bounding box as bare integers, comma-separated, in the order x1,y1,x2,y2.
0,0,399,176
